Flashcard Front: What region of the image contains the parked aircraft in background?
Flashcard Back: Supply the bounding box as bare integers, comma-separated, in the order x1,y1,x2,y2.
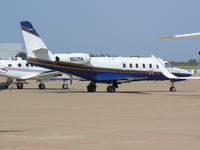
0,57,74,90
21,21,200,92
156,32,200,39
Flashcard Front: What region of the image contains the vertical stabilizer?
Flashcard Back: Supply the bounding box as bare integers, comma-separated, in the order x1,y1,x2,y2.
20,21,54,60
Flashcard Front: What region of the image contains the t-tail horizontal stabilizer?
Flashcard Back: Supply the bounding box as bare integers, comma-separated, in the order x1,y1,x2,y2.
151,55,200,80
20,21,54,60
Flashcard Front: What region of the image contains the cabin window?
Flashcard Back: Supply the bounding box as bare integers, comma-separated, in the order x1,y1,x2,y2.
26,63,29,67
8,64,12,67
130,63,132,68
123,63,126,68
156,64,159,68
136,63,138,68
18,63,22,67
149,64,152,68
143,64,145,68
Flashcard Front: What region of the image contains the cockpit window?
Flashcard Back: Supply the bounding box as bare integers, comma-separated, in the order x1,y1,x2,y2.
165,62,174,68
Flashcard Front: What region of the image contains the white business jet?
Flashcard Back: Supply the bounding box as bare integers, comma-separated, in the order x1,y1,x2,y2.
0,57,73,90
21,21,198,92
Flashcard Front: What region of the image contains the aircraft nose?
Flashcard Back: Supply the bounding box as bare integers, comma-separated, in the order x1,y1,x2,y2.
180,68,192,76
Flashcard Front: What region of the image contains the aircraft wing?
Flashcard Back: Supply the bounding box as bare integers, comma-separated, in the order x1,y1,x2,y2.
20,71,84,81
155,32,200,39
19,71,62,79
151,55,200,80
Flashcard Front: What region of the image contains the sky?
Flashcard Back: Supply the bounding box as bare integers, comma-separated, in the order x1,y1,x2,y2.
0,0,200,61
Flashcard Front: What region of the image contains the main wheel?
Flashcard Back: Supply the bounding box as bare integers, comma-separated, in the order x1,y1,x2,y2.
39,83,45,89
62,83,68,89
170,86,176,92
17,83,23,89
87,84,96,92
107,86,116,92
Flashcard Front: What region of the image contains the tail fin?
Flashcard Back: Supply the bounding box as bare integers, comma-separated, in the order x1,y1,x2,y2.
20,21,53,60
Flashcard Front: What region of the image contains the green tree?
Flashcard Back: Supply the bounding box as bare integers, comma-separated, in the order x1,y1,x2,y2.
15,52,27,60
188,59,197,66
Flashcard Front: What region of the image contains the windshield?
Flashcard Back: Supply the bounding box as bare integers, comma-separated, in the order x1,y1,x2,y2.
165,62,174,68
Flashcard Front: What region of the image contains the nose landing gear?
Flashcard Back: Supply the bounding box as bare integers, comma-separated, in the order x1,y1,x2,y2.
16,82,23,89
62,80,68,89
170,80,176,92
38,82,45,89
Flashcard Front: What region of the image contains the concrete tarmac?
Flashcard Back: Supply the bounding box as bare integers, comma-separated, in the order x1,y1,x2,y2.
0,78,200,150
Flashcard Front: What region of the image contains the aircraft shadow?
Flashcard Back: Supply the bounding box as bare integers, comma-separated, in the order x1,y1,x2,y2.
42,90,150,95
8,88,152,94
8,88,193,95
0,130,26,133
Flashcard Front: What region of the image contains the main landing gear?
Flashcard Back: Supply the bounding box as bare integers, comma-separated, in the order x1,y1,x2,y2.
87,82,96,92
87,81,119,93
38,81,69,90
107,81,118,93
170,80,176,92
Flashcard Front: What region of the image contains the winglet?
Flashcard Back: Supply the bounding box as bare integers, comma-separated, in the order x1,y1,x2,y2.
151,55,178,79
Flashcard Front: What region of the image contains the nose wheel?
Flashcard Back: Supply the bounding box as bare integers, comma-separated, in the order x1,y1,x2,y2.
17,83,23,89
38,82,45,89
170,80,176,92
62,83,68,89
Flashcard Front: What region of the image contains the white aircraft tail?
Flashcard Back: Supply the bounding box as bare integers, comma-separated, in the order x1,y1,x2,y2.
20,21,54,60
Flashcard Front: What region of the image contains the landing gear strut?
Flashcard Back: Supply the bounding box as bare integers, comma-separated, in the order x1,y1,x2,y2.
170,80,176,92
87,81,96,92
107,81,118,93
38,82,45,89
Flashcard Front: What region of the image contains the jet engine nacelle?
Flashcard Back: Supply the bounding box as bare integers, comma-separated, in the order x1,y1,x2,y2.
54,53,91,65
